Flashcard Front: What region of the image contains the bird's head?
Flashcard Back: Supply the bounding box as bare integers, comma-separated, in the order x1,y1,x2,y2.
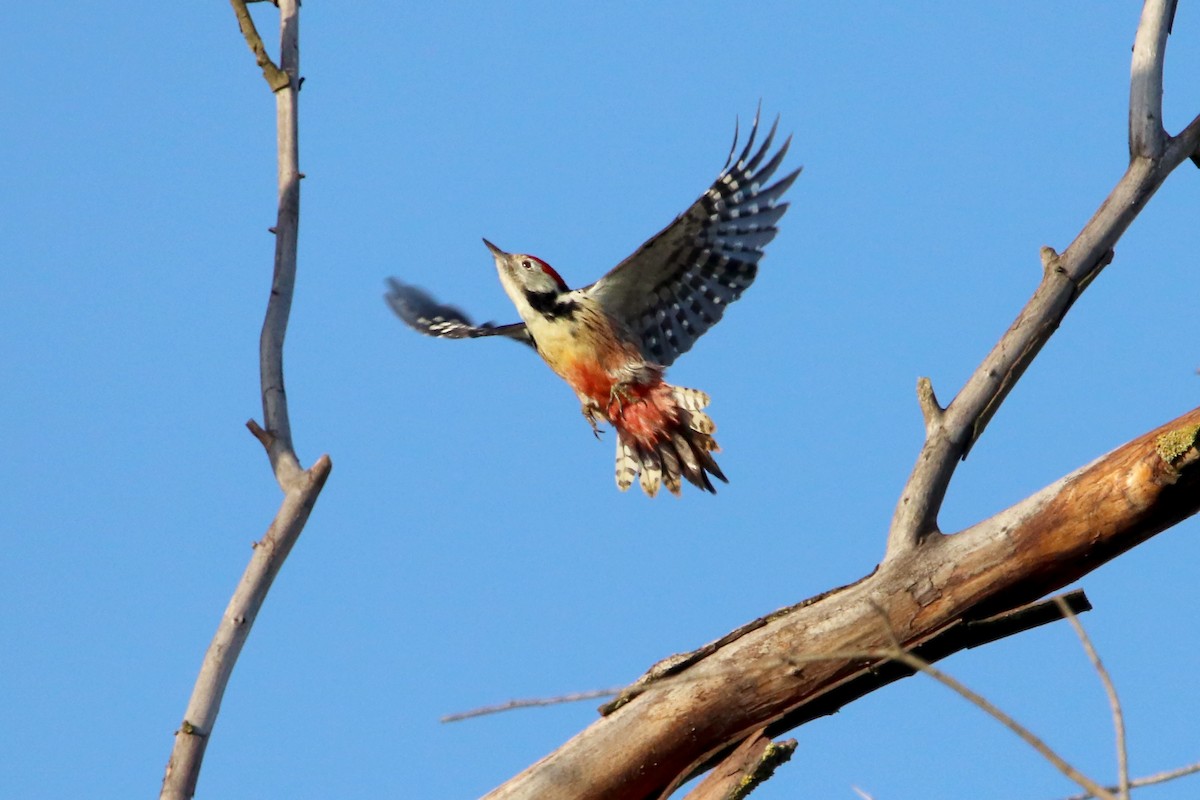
484,238,569,299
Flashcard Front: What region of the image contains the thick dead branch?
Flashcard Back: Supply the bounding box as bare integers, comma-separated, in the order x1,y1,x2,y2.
160,2,328,798
483,409,1200,799
884,1,1197,559
599,591,1092,719
681,596,1134,800
639,591,1093,797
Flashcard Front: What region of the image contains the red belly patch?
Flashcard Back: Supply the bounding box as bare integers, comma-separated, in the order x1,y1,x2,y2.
564,361,676,448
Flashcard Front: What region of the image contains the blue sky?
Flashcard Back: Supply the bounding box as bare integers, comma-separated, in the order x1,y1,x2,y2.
3,3,1199,799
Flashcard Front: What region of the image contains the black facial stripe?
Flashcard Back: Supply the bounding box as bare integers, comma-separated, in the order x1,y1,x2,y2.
525,290,580,321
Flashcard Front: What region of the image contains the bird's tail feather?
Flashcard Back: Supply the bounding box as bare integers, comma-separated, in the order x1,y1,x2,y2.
614,385,726,496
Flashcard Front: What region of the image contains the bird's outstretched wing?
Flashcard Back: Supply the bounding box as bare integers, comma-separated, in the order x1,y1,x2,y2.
586,112,801,367
385,278,534,348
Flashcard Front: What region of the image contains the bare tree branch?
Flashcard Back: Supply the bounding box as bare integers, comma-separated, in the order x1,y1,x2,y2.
884,0,1196,560
159,457,330,800
598,591,1092,720
1129,0,1176,159
1053,597,1129,800
160,2,328,798
250,0,306,488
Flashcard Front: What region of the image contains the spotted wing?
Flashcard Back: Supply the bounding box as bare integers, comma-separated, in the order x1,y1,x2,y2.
385,278,533,347
586,113,800,367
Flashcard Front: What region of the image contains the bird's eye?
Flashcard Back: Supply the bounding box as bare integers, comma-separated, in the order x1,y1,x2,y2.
521,259,533,270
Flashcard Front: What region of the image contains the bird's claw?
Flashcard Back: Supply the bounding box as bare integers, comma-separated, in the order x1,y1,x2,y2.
608,382,635,415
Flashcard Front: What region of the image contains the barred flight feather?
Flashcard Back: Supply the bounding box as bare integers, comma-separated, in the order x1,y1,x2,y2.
615,439,639,492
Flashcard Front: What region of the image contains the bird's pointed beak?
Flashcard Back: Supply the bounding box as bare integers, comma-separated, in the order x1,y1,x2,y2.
482,238,506,258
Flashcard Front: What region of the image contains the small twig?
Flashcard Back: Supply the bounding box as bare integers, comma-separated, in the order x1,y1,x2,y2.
229,0,291,91
680,730,797,800
1169,112,1200,168
916,377,943,434
442,688,623,723
245,418,273,449
1061,760,1200,800
1053,597,1129,800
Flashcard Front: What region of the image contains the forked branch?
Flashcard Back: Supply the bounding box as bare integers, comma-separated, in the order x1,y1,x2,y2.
884,0,1200,559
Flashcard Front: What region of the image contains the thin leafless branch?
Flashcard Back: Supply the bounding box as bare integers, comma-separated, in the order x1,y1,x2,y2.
885,651,1114,798
255,0,305,488
159,2,329,798
807,644,1118,800
1053,597,1129,800
159,457,329,800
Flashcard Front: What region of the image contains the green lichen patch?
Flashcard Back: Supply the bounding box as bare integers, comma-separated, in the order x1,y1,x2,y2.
1155,423,1200,464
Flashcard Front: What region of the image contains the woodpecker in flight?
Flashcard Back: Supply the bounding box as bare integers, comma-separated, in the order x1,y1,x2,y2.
386,113,799,496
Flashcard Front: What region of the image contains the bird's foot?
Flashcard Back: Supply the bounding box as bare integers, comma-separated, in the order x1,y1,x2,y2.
582,402,605,440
